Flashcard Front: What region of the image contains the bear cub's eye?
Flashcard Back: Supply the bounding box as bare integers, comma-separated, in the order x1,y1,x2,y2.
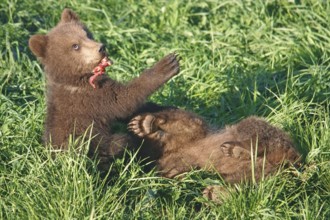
72,44,80,50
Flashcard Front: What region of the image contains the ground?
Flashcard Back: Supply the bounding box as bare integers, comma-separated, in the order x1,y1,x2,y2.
0,0,329,219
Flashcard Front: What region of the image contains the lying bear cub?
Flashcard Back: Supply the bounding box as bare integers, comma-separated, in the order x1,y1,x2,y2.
29,9,180,166
129,109,301,183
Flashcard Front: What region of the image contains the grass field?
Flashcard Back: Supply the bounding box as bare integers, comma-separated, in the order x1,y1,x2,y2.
1,0,330,219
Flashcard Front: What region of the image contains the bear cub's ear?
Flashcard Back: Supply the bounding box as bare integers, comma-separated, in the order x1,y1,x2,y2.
61,8,80,23
29,35,48,58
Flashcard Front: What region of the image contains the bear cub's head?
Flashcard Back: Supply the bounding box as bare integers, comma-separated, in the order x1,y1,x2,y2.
29,9,110,86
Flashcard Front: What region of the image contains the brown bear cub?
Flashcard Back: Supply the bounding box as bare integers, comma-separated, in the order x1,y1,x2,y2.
129,109,301,183
29,9,180,165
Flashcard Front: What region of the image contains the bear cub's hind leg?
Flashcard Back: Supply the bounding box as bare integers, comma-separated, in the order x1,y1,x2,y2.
220,141,251,160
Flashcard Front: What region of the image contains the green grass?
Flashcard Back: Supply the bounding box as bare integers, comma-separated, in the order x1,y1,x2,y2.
1,0,330,219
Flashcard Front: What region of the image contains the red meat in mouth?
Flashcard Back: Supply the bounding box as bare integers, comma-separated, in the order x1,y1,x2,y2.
89,57,112,89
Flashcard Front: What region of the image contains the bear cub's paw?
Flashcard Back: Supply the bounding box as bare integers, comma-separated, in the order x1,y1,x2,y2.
220,142,251,159
202,185,231,204
150,53,180,78
129,114,166,137
128,115,155,137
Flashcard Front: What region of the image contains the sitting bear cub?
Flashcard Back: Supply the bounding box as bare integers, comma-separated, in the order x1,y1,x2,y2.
129,109,301,183
29,9,180,166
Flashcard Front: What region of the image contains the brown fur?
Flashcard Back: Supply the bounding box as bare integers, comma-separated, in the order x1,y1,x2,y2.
29,9,180,166
129,109,301,183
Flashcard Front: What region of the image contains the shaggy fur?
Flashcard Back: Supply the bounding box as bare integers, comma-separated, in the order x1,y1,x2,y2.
29,9,179,165
29,10,300,199
129,109,301,183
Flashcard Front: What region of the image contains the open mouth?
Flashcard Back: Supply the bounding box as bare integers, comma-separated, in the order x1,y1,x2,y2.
89,57,113,89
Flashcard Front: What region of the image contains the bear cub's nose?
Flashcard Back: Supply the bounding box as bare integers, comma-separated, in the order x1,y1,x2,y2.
99,44,106,53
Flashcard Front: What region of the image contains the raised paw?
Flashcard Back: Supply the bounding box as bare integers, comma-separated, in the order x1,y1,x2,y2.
220,142,250,159
128,114,158,137
152,53,180,78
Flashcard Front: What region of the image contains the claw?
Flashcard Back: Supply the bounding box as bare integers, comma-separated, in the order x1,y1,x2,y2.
133,115,142,120
136,132,144,137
